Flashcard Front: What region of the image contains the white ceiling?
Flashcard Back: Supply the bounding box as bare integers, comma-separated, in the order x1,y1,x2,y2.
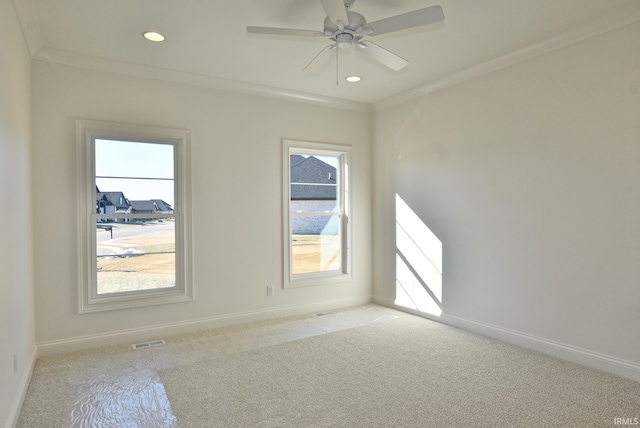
14,0,640,107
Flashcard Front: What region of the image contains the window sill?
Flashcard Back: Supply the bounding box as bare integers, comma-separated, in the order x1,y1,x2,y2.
284,272,352,289
80,289,193,314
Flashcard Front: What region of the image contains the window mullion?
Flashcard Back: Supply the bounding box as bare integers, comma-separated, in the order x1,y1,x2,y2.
290,211,342,216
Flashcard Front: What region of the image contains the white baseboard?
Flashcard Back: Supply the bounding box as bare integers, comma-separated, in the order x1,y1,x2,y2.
37,296,371,357
373,295,640,383
5,346,37,428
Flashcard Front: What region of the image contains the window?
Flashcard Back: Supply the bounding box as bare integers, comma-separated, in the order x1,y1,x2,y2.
77,120,192,313
283,140,351,287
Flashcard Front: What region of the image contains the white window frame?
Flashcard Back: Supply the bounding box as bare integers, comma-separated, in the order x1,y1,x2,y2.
283,139,351,288
76,120,193,313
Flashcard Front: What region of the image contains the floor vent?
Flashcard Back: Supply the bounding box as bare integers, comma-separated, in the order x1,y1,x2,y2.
314,311,336,317
132,339,166,350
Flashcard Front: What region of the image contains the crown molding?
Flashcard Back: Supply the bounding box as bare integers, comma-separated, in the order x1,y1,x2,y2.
372,2,640,112
17,0,640,114
13,0,366,112
31,47,371,113
13,0,42,57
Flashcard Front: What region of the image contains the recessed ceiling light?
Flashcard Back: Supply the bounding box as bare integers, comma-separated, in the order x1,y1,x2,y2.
345,75,362,83
142,31,165,42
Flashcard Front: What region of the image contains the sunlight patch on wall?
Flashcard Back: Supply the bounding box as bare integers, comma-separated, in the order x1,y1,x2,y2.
395,194,443,316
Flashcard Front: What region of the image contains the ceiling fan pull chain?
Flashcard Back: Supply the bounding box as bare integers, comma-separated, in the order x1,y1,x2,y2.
336,44,339,85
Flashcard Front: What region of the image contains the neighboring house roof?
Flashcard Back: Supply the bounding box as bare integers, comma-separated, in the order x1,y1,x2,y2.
97,191,129,209
129,200,158,213
290,155,337,200
290,155,336,184
151,199,173,212
97,195,113,206
96,187,173,214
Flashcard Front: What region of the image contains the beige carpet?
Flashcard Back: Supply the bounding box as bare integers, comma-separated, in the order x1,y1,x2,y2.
159,314,640,427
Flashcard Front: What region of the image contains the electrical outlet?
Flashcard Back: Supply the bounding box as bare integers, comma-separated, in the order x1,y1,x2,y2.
266,286,274,297
13,354,17,375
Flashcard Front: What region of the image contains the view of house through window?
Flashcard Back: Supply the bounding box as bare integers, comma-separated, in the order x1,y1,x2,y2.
94,139,176,295
284,141,351,287
290,154,341,274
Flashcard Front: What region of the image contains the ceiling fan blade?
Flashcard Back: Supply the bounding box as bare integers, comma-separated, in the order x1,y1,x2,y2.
366,5,444,36
356,41,408,71
303,44,336,73
320,0,350,26
247,26,319,38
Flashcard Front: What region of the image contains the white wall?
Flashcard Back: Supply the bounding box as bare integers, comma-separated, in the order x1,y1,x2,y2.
373,23,640,375
31,61,372,350
0,0,36,426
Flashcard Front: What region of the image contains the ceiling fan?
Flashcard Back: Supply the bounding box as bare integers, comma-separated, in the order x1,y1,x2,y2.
247,0,444,74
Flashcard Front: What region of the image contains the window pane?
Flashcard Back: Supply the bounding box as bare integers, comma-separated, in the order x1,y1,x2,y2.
291,215,341,274
96,218,176,294
290,198,338,214
290,154,338,212
95,139,174,179
96,177,174,213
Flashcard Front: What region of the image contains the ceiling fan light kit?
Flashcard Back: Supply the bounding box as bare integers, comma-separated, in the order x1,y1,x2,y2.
336,33,353,49
247,0,444,76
